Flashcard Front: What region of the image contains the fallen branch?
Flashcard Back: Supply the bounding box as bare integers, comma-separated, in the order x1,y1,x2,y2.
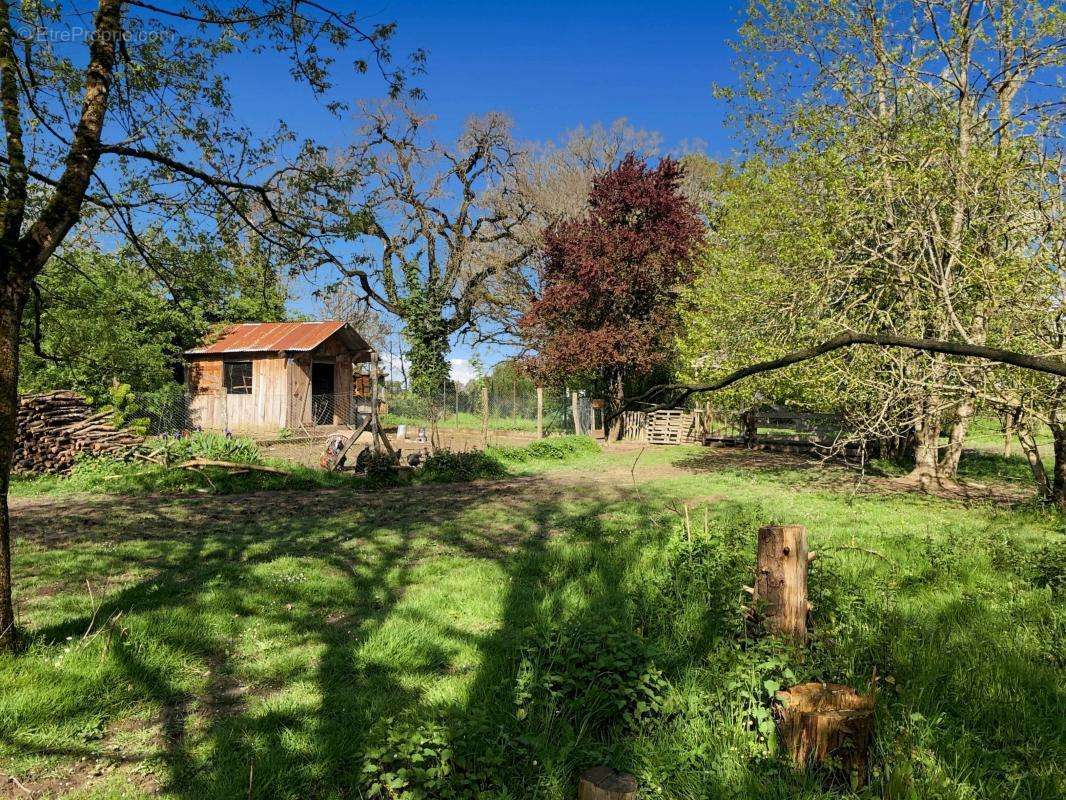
174,459,291,475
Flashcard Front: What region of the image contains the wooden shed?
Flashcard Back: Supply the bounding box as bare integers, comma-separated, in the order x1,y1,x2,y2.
184,321,373,432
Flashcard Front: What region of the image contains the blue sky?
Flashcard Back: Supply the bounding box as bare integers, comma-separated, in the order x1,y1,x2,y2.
227,1,743,379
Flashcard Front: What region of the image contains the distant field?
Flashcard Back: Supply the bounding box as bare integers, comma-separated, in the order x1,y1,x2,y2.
385,410,543,433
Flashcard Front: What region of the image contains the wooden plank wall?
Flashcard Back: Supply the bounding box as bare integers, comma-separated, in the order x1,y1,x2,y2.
288,354,312,427
188,354,290,432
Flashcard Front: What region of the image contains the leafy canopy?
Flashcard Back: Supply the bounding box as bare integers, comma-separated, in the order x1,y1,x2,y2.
521,154,704,388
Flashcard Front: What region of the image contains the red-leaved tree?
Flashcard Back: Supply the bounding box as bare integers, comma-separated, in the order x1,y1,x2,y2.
520,154,704,433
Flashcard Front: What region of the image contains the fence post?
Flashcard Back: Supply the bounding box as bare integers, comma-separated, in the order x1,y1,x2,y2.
571,390,582,436
536,387,544,439
481,385,489,448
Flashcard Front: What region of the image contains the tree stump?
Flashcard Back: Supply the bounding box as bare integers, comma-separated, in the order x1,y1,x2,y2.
754,524,810,642
775,682,875,785
577,766,637,800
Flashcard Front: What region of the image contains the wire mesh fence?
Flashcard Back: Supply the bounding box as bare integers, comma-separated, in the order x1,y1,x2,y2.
127,383,587,442
385,382,577,435
130,391,376,439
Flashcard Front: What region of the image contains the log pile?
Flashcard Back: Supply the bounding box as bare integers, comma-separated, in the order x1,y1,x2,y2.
14,391,143,475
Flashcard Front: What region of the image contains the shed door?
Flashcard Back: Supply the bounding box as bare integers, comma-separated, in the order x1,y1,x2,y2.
311,361,335,424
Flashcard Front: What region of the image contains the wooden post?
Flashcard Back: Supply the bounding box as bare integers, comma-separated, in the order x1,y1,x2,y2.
775,682,874,785
481,384,489,448
455,383,460,430
577,767,637,800
370,353,379,441
536,387,544,438
571,390,582,435
753,524,810,642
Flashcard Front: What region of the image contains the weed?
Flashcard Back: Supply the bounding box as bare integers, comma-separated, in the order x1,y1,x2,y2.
419,450,507,482
156,431,262,464
490,435,601,464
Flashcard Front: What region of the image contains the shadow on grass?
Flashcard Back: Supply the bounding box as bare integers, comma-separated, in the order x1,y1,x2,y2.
3,475,1063,799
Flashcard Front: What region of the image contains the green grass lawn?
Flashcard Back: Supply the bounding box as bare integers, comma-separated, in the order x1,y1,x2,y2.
1,444,1062,799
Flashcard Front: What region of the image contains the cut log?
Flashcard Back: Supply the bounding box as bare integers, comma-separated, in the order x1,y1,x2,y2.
577,767,637,800
775,682,875,785
754,524,809,642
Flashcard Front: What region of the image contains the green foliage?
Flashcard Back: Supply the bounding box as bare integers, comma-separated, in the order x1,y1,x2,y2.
21,245,288,405
9,457,362,497
399,290,451,402
1032,543,1066,595
362,450,400,483
362,716,512,799
158,432,262,465
489,435,601,463
640,502,761,645
419,450,507,482
418,437,601,482
516,620,673,734
96,383,150,434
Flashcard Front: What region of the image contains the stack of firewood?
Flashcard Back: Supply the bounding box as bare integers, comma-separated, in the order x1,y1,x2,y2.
14,391,144,475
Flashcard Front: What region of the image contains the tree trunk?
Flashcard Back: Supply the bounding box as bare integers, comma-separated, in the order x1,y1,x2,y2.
938,396,975,478
907,400,942,487
605,370,625,441
577,767,637,800
1002,413,1015,458
0,284,26,653
1017,420,1051,500
775,682,875,786
753,525,810,643
1051,422,1065,511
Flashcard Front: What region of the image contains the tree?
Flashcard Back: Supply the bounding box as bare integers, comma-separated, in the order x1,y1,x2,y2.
483,120,711,348
328,104,532,422
0,1,417,652
319,284,395,350
21,240,288,405
711,0,1064,485
520,155,704,434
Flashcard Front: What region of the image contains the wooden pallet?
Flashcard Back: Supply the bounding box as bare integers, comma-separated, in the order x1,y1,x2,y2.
646,410,698,445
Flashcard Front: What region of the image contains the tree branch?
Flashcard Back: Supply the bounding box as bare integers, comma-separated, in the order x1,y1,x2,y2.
18,0,122,271
606,330,1066,426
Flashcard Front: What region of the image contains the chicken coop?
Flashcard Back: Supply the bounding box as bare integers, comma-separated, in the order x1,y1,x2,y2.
183,321,374,433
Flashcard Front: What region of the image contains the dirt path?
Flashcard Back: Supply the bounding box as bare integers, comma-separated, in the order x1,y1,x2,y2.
8,444,1032,540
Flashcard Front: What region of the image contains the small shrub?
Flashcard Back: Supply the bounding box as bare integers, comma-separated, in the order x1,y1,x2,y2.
158,431,262,465
362,450,399,482
1032,542,1066,595
362,715,514,799
419,450,506,482
490,435,600,464
639,502,761,645
515,619,672,735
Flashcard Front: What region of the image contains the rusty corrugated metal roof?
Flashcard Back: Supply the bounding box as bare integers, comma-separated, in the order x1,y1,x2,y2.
184,321,370,355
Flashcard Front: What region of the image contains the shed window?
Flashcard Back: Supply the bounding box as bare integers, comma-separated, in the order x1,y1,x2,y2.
224,361,253,394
